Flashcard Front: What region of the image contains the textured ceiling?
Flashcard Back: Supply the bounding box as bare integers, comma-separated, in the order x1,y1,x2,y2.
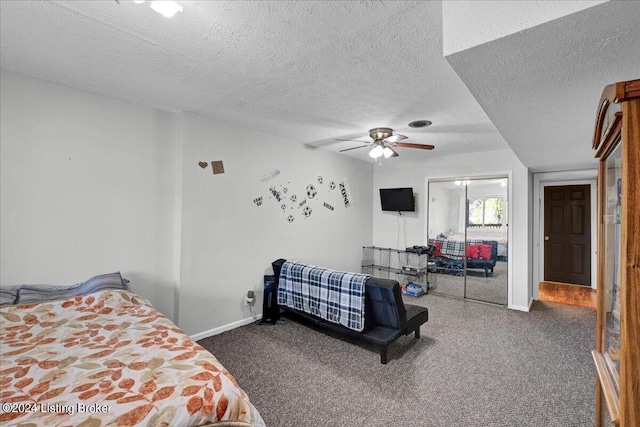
1,1,637,170
0,0,506,161
446,1,640,172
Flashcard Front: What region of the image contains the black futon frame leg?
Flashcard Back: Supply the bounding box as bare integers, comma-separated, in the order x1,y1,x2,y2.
415,327,421,338
380,346,388,364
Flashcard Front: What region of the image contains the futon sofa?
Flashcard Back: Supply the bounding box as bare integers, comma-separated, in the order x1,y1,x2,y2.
428,239,498,277
272,259,429,364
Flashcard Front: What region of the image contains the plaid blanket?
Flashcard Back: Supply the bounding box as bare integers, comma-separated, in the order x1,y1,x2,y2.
429,238,485,260
277,261,369,332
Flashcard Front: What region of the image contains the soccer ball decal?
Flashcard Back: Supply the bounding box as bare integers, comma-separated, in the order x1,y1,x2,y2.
306,185,317,199
303,206,312,218
329,181,336,190
287,215,294,223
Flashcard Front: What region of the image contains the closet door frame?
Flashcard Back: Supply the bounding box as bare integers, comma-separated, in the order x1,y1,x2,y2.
426,173,512,306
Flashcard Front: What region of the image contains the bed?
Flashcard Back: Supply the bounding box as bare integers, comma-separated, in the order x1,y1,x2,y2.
0,273,265,427
434,233,508,260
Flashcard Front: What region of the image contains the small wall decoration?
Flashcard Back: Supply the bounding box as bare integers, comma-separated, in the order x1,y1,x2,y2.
306,184,317,199
290,195,297,203
198,161,208,169
323,202,334,211
268,186,284,202
261,169,280,182
303,206,312,218
317,176,323,184
329,181,336,190
281,203,287,211
339,179,353,208
299,199,307,208
253,197,263,207
287,215,295,223
212,161,225,174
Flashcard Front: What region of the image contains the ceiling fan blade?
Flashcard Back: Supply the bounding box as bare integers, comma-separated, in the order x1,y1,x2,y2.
394,142,435,150
339,144,371,152
383,134,407,143
387,147,399,157
335,138,371,143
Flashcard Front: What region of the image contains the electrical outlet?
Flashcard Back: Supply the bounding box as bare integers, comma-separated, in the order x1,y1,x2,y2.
245,290,255,306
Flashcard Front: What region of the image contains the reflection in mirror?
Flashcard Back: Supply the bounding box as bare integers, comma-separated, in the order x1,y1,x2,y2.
427,177,508,305
427,181,466,299
464,177,508,305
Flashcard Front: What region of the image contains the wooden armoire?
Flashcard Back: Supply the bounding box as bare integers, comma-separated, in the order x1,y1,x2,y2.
591,78,639,427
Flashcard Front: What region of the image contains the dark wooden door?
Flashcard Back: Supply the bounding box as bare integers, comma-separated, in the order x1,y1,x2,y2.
544,185,591,285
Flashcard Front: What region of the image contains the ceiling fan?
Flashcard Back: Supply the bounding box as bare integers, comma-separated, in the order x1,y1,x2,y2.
336,127,435,159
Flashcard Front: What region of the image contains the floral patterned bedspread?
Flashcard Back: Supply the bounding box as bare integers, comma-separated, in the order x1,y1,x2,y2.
0,290,263,426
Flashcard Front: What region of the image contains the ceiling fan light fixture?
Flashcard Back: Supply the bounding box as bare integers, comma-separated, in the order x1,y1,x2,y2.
369,145,384,159
369,127,393,141
150,1,183,18
338,126,435,159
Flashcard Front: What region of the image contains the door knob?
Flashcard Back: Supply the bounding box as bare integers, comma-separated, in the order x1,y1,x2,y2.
544,236,549,241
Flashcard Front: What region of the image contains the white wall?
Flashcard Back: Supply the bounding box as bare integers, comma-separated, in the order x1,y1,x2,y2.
179,113,373,337
0,71,374,337
0,71,177,318
372,148,531,310
426,184,450,237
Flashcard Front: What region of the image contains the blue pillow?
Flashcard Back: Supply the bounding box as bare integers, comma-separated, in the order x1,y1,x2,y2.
15,272,129,304
0,285,20,306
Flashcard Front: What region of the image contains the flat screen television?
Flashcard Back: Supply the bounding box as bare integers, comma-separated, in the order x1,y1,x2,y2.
379,187,415,212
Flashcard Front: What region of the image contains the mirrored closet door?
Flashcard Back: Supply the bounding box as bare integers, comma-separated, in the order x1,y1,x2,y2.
427,181,466,299
427,177,508,305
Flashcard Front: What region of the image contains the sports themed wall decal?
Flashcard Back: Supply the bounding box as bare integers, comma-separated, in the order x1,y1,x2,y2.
339,179,353,208
303,206,312,218
260,169,280,182
268,186,284,202
198,161,208,169
306,184,317,199
256,170,354,223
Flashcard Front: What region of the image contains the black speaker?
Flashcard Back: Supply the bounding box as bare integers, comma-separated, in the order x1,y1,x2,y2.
260,274,279,325
260,259,286,325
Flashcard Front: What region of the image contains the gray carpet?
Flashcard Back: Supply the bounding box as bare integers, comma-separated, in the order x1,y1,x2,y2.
198,295,596,427
430,260,508,305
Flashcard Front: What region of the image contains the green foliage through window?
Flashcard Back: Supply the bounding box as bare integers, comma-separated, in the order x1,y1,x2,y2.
468,197,504,227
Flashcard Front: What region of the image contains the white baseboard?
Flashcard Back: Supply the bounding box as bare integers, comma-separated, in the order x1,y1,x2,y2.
189,314,260,342
509,299,532,312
